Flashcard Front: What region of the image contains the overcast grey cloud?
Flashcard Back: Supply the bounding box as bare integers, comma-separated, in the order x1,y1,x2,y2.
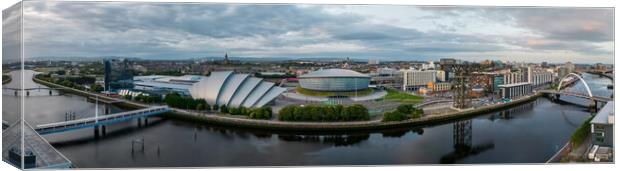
15,1,614,64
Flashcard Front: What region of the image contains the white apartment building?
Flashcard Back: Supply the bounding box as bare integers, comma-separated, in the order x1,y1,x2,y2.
503,72,526,84
530,70,554,87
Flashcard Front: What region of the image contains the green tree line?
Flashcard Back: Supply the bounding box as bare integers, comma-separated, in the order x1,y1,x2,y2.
278,104,369,122
382,104,424,122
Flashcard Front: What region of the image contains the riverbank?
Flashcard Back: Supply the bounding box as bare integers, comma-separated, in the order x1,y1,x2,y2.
2,75,11,84
168,93,541,131
33,75,542,131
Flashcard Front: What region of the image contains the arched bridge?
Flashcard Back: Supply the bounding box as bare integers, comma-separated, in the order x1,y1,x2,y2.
539,72,612,103
538,90,612,102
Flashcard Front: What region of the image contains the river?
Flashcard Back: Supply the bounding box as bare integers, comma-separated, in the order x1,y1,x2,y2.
1,70,613,167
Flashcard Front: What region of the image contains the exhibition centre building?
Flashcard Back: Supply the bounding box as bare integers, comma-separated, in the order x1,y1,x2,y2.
133,71,285,108
298,69,371,92
190,71,286,108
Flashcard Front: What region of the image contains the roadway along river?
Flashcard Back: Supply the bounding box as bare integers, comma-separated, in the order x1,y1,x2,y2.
1,70,613,167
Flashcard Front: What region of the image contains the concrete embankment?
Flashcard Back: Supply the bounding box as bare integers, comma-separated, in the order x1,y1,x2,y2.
166,93,542,132
34,76,542,132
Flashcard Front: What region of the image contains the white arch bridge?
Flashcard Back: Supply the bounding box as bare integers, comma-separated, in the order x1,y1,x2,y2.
539,73,612,104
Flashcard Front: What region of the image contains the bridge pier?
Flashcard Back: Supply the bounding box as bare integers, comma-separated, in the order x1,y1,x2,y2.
101,125,106,135
105,105,110,115
589,101,599,113
94,126,100,138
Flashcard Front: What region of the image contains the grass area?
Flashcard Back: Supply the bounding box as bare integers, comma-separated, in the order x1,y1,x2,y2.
296,86,374,97
570,116,594,149
384,88,424,103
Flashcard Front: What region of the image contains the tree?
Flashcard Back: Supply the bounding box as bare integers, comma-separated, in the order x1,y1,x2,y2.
383,111,407,122
220,105,229,113
324,106,336,121
396,104,414,114
310,106,322,121
91,84,104,92
196,103,204,111
205,103,212,111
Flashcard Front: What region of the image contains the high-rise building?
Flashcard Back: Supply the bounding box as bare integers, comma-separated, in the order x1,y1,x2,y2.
103,59,134,92
402,69,436,91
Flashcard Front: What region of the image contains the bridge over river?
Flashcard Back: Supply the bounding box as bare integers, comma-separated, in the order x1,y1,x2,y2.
35,106,171,135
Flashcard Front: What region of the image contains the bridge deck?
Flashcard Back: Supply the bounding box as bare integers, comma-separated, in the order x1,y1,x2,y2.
87,96,122,104
35,106,171,134
539,90,612,102
3,87,65,91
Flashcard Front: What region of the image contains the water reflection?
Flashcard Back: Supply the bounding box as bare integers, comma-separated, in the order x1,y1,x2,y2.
440,120,495,164
381,127,424,138
488,100,536,120
50,117,168,147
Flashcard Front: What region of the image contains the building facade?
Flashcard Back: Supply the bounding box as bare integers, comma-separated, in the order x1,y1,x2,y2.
104,59,134,92
436,70,446,82
498,82,532,99
503,72,526,85
402,69,436,91
530,70,554,87
591,102,614,147
298,69,370,92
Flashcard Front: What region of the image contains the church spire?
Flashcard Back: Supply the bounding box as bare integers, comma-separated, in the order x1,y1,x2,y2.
224,52,230,64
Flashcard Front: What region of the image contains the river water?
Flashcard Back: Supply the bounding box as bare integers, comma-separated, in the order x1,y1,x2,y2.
1,70,613,167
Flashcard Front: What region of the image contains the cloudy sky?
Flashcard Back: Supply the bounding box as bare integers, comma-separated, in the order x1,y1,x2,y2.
10,1,615,63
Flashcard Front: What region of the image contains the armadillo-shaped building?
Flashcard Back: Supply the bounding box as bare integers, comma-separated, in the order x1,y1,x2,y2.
189,71,286,108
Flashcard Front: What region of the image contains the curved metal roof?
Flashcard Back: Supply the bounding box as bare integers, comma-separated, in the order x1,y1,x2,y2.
189,72,285,108
242,81,274,108
228,77,262,107
298,68,370,78
254,87,286,108
217,74,249,106
189,71,233,105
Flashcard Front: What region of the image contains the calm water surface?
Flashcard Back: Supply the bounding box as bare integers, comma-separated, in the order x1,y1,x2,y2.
1,70,613,167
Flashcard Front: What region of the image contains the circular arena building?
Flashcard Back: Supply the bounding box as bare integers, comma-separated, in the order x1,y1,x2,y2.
298,69,370,92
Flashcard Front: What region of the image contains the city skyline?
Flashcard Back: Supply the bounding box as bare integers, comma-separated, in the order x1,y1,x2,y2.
4,2,615,64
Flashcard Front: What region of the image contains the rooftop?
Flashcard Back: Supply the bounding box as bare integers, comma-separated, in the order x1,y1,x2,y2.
2,121,72,169
498,82,532,87
591,101,614,125
298,69,369,78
